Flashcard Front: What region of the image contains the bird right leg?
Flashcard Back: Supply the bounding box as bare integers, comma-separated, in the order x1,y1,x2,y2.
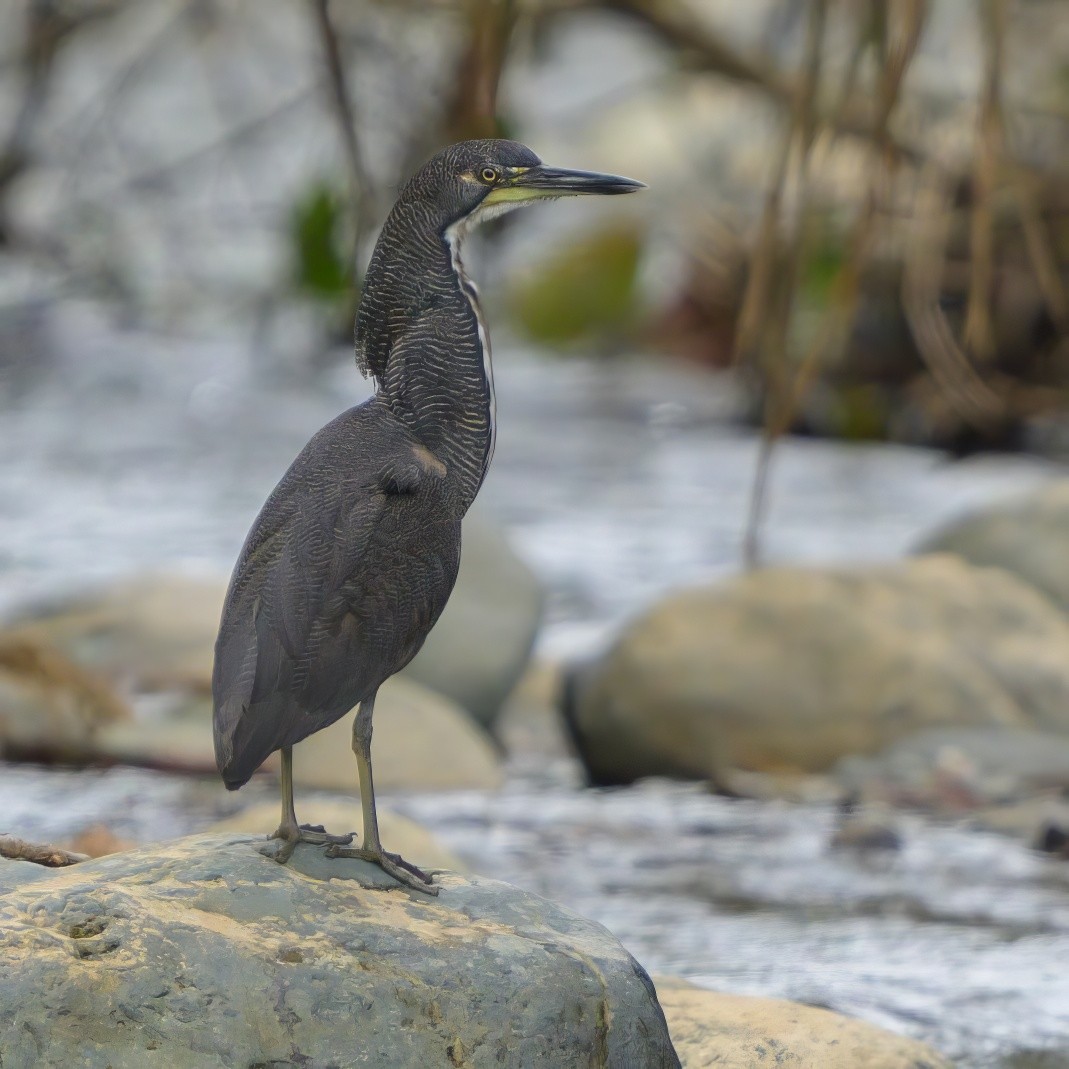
268,745,354,863
325,694,439,895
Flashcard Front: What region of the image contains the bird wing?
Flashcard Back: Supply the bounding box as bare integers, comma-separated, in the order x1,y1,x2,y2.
212,463,388,785
212,406,454,788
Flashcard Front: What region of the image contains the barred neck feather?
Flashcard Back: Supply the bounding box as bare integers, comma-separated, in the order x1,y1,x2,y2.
355,198,496,510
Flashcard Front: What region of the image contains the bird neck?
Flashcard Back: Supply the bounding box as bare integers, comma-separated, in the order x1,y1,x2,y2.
356,206,494,512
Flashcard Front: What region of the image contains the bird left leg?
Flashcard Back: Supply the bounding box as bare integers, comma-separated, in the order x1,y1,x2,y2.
268,745,354,863
326,694,439,895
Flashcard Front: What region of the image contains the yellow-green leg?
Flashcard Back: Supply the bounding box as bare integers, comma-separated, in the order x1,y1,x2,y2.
326,692,438,895
269,745,354,863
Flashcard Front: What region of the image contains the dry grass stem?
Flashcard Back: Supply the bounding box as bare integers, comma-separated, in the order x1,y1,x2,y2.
902,167,1005,427
310,0,373,258
962,0,1007,362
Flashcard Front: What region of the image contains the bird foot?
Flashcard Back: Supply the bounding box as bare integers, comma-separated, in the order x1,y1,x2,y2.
325,842,439,896
265,822,355,864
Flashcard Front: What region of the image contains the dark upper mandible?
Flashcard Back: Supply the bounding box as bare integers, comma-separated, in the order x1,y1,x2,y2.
397,138,645,233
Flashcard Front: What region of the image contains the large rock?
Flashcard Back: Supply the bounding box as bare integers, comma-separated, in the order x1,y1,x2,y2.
0,834,680,1068
564,557,1069,784
917,481,1069,613
90,676,503,789
0,636,129,759
2,512,542,727
654,976,950,1069
405,512,544,728
3,575,225,694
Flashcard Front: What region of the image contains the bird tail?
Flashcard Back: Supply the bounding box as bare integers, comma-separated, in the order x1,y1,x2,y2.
213,701,250,791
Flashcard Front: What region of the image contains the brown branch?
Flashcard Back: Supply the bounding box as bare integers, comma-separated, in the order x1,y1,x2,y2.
740,0,826,570
0,834,88,867
309,0,372,259
1013,167,1069,334
545,0,921,164
444,0,516,141
783,0,927,413
963,0,1007,363
902,167,1005,428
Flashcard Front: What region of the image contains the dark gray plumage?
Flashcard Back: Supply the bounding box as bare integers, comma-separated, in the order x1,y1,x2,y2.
212,139,643,892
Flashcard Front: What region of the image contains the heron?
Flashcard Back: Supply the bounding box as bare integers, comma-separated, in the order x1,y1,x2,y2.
212,139,644,894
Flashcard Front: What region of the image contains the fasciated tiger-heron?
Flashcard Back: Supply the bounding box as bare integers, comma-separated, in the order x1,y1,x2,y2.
212,139,644,893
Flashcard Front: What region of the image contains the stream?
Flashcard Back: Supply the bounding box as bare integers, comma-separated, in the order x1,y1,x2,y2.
2,312,1067,1067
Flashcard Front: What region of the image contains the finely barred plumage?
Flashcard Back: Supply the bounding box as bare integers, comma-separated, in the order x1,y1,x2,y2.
211,139,643,892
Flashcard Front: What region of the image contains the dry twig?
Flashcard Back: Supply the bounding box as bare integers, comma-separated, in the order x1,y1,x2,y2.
543,0,921,163
0,835,88,867
902,166,1005,428
310,0,373,263
739,0,827,569
963,0,1008,363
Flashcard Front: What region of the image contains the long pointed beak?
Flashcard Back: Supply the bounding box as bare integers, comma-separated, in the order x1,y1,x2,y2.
509,165,646,197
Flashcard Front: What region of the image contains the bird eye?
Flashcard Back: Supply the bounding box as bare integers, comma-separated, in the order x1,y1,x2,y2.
479,167,499,184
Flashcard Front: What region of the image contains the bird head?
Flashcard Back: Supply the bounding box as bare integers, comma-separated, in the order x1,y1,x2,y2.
408,139,645,239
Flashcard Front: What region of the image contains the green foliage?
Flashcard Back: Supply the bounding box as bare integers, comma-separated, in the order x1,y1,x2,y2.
798,223,847,308
509,224,643,347
830,384,889,441
291,182,351,299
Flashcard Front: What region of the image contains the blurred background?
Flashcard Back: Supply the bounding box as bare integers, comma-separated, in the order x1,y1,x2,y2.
2,1,1069,1065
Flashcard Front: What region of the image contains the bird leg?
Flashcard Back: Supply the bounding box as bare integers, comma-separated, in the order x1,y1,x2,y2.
267,745,354,863
325,695,439,895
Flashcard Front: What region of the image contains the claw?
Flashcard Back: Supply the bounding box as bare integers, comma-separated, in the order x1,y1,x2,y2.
325,843,439,896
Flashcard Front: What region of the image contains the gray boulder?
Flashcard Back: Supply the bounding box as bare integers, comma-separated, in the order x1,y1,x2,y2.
0,636,129,759
405,511,544,728
0,833,679,1068
565,557,1069,784
918,481,1069,613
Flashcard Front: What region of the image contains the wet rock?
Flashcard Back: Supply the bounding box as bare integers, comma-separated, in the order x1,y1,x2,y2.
207,799,465,873
0,636,129,760
918,482,1069,613
1036,821,1069,859
837,728,1069,811
654,976,951,1069
565,557,1069,784
0,834,681,1068
830,803,904,853
404,511,544,728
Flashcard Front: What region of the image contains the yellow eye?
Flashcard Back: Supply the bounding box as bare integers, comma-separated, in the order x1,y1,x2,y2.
479,167,499,183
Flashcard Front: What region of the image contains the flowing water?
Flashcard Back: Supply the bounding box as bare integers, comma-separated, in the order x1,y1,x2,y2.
2,310,1068,1066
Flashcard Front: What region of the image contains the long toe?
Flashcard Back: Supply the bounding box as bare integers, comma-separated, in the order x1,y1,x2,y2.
298,824,355,846
382,849,435,885
266,823,354,865
325,844,439,896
